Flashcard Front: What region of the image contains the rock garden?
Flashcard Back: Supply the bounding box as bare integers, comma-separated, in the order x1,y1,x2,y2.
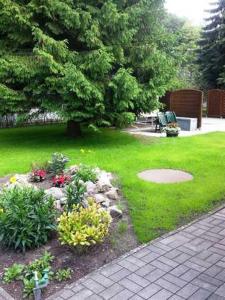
0,153,138,299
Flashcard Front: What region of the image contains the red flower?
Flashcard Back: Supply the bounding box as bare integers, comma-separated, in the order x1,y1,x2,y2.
52,175,71,187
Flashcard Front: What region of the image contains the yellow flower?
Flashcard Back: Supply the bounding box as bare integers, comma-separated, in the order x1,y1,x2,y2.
10,176,17,184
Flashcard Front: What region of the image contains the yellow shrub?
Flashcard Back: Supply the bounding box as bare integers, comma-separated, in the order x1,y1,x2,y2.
57,199,112,249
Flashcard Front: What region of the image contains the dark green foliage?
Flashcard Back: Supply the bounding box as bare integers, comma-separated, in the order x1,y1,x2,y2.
0,187,56,252
198,0,225,88
66,179,86,211
2,251,54,298
0,0,179,129
3,264,24,284
48,152,70,175
54,268,73,282
74,164,97,183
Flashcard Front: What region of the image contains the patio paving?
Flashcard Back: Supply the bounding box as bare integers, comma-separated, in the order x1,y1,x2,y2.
47,207,225,300
126,117,225,138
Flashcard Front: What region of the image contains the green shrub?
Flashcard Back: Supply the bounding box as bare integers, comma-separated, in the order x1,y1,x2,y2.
58,199,112,251
3,263,24,284
48,153,69,175
0,187,56,252
66,178,86,211
54,268,73,282
2,251,54,298
74,164,97,182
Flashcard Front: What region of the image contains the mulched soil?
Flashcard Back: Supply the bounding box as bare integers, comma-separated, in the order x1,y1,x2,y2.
0,175,138,300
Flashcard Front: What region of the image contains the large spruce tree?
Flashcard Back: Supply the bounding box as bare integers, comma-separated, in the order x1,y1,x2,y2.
199,0,225,88
0,0,177,135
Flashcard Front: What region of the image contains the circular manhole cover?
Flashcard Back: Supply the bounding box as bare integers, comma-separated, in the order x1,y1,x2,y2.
138,169,193,184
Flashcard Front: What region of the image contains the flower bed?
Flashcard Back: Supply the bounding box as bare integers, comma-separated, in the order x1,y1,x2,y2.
0,153,138,299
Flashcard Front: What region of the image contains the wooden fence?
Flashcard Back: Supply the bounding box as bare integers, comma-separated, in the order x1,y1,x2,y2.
208,89,225,118
161,89,203,128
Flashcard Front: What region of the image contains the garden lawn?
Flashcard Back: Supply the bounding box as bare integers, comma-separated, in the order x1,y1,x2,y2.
0,124,225,243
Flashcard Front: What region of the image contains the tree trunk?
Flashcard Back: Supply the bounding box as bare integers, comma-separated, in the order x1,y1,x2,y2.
66,120,81,137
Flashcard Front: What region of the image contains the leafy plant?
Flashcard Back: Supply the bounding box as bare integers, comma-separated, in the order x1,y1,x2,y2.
2,251,54,298
24,251,54,279
52,174,71,187
31,169,47,182
3,263,24,283
0,186,56,252
54,268,73,282
66,178,86,211
74,164,97,183
58,199,112,251
48,153,70,175
23,278,35,299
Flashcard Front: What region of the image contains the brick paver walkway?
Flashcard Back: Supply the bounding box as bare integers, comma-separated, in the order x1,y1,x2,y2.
47,208,225,300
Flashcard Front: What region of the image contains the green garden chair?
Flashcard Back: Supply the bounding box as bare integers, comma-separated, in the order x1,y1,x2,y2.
155,112,168,132
165,111,177,124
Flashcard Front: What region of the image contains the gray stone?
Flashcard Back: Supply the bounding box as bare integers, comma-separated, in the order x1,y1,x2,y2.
109,206,123,218
105,188,119,200
45,187,65,200
94,193,108,204
86,181,98,195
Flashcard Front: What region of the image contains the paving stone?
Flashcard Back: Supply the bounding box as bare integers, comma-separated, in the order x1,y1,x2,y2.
162,274,186,288
173,253,191,264
205,265,223,277
188,289,212,300
60,289,75,299
109,268,131,282
110,289,134,300
141,252,160,263
101,264,122,277
126,255,146,267
149,289,173,299
180,269,200,282
82,279,105,293
191,278,218,292
208,295,225,300
169,296,184,300
130,295,144,300
170,265,189,277
157,256,179,268
155,278,180,293
120,278,142,293
151,260,173,272
197,274,223,287
87,295,103,300
70,288,93,299
144,268,166,282
133,247,150,258
215,283,225,297
90,274,114,288
127,273,150,287
136,264,156,277
118,259,140,272
165,249,182,259
99,283,124,299
138,283,162,299
176,283,199,298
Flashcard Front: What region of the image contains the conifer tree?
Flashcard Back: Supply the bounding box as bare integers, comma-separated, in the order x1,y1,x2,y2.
0,0,177,135
199,0,225,88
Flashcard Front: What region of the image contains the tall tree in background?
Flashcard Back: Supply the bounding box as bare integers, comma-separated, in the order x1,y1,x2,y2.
199,0,225,89
0,0,178,135
164,14,201,89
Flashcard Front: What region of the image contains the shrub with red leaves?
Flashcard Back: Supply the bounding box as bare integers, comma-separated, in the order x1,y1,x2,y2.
52,175,71,188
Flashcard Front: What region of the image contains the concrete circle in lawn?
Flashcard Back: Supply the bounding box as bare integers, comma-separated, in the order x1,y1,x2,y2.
138,169,193,184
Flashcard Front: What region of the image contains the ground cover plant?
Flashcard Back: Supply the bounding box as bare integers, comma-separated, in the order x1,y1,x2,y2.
0,125,225,243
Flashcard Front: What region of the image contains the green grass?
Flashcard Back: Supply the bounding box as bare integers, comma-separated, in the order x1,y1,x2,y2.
1,124,225,243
